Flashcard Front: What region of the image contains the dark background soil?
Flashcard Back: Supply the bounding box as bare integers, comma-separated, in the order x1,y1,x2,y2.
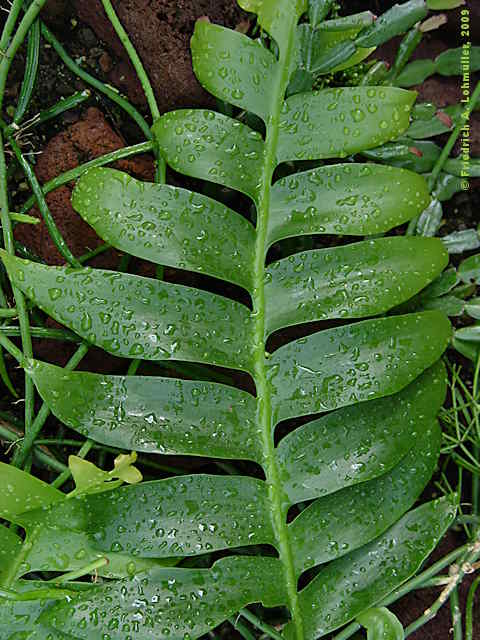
2,1,480,638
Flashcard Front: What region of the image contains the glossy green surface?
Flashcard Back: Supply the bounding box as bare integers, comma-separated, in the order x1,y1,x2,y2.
267,164,430,245
0,461,63,520
29,359,261,462
307,0,334,26
296,16,374,75
72,168,256,291
277,362,446,502
362,140,441,173
265,237,447,333
2,252,254,372
397,46,480,86
0,525,22,583
40,557,287,640
0,464,172,582
238,0,306,46
277,87,415,162
269,311,451,422
357,607,404,640
459,253,480,285
153,109,264,201
68,475,273,557
355,0,427,48
289,421,440,574
284,496,456,639
191,21,277,121
0,590,70,640
4,1,455,638
21,526,172,578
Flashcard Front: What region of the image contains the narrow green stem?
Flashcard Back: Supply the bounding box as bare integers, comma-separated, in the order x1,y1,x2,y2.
13,18,40,124
239,609,284,640
405,214,419,236
78,243,111,264
384,544,472,605
466,575,480,640
405,532,480,637
360,60,389,86
0,423,67,472
99,0,165,181
386,26,422,84
0,330,24,363
0,326,80,342
0,346,18,397
472,356,480,516
48,557,108,583
127,358,141,375
0,0,48,111
51,439,94,489
0,131,34,433
428,81,480,191
6,89,91,138
34,89,91,126
100,0,159,121
450,587,463,640
0,0,23,52
229,616,256,640
41,22,152,140
332,623,361,640
3,125,81,267
420,576,451,588
19,141,154,215
0,1,52,435
1,523,41,588
250,17,303,640
12,342,89,467
0,308,18,318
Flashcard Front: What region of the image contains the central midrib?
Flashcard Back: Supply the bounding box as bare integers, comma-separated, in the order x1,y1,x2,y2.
251,18,305,640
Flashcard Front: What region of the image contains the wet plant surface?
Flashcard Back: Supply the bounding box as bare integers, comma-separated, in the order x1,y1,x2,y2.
0,1,479,639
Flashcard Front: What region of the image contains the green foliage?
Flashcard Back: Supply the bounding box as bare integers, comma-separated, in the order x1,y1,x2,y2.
454,324,480,362
0,1,458,638
443,229,480,255
67,452,142,497
407,103,467,139
295,12,375,77
396,47,480,87
355,0,427,48
286,0,430,93
459,253,480,286
357,607,404,640
426,0,465,8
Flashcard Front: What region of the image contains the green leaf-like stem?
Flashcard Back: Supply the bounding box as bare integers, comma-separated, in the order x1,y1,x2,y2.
0,2,456,638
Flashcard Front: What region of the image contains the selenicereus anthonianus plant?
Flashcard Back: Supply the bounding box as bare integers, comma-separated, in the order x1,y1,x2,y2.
0,1,459,639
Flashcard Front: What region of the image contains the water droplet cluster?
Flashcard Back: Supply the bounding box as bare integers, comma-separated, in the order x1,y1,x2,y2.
0,4,455,638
